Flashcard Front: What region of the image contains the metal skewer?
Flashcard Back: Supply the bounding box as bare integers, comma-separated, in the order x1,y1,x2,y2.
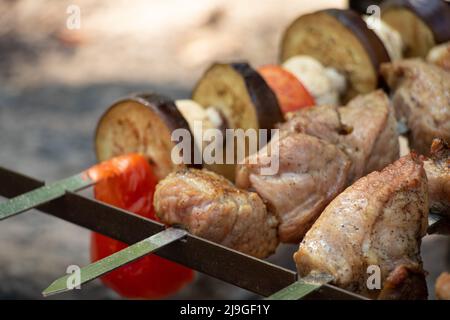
266,273,334,300
0,155,133,221
42,227,187,297
0,173,94,221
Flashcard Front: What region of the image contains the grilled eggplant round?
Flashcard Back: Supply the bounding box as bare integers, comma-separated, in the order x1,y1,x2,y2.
192,62,283,180
193,62,283,131
280,9,390,101
382,0,450,58
95,93,199,180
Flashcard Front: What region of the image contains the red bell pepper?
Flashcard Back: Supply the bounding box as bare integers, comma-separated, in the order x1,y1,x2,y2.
90,154,194,299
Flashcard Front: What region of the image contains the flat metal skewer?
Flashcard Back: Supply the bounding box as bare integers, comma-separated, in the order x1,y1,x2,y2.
266,273,334,300
0,173,94,220
42,227,187,297
0,154,134,221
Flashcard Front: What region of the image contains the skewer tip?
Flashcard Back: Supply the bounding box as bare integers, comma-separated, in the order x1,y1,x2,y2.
42,278,71,297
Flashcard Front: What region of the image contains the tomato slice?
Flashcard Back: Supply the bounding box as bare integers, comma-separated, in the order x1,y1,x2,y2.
90,153,194,299
258,65,315,113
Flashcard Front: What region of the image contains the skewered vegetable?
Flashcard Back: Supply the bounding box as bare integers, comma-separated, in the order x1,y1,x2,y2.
95,93,198,180
96,63,283,182
91,153,194,299
381,0,450,58
192,62,284,180
281,55,347,105
257,64,315,113
280,9,390,101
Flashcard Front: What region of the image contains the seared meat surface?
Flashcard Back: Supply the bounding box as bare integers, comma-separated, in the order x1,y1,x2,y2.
294,154,428,299
237,91,398,243
424,138,450,216
153,168,278,258
381,59,450,155
280,104,345,145
281,90,398,183
427,42,450,72
236,133,350,243
436,272,450,300
339,90,399,183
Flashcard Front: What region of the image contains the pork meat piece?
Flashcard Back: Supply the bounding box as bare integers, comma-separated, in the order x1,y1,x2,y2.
424,138,450,216
381,59,450,155
338,90,399,183
280,90,399,184
236,91,397,243
153,168,278,258
279,104,348,145
294,154,428,299
427,42,450,72
436,272,450,300
235,133,351,243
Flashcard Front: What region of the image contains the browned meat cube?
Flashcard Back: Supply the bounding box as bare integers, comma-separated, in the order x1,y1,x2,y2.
236,133,351,244
294,154,428,299
338,90,399,183
436,272,450,300
153,168,278,258
381,59,450,155
424,138,450,216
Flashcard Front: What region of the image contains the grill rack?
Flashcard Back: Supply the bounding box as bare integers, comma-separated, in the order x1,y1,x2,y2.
0,165,446,300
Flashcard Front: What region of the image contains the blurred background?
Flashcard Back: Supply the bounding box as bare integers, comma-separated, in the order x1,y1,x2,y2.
0,0,447,299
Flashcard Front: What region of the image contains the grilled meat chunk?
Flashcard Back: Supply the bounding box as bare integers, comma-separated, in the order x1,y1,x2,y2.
381,59,450,155
280,91,399,184
280,104,346,145
153,168,278,258
377,265,428,300
427,42,450,72
436,272,450,300
236,133,351,243
294,154,429,299
237,91,398,243
424,138,450,216
338,90,399,183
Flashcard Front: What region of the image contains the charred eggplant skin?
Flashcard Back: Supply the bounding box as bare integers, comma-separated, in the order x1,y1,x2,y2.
191,62,283,181
325,9,390,91
382,0,450,44
325,9,391,79
95,93,201,175
128,93,202,169
279,9,390,100
132,93,191,135
230,62,284,130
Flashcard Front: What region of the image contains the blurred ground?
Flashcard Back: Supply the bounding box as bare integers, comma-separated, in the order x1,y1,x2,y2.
0,0,447,300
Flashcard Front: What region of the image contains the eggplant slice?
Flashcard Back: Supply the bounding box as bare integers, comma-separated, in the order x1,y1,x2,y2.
192,62,283,180
382,0,450,58
95,93,198,180
280,9,390,101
